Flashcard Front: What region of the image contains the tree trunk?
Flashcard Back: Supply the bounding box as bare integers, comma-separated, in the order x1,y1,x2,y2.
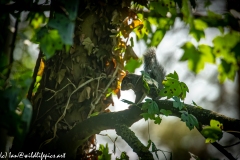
21,1,130,159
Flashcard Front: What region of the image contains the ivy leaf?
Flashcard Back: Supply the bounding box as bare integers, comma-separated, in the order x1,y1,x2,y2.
180,111,199,130
82,37,94,55
36,29,63,59
201,120,223,143
48,13,75,45
154,116,162,124
160,109,172,116
173,96,184,110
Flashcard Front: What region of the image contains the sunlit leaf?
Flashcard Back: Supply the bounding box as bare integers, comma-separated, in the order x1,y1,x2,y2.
48,13,75,45
201,120,223,143
98,143,111,160
124,58,142,73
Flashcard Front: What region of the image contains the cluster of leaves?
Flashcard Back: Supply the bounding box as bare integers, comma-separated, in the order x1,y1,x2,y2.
0,0,80,149
132,0,240,83
141,70,198,130
98,143,130,160
30,0,79,59
141,99,172,124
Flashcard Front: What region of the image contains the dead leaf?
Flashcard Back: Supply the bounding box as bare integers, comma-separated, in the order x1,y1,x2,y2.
78,86,91,102
57,69,66,84
82,37,94,55
37,59,45,76
123,45,138,61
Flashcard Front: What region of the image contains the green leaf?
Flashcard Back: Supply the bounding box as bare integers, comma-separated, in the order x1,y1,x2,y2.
192,101,197,106
48,13,75,45
179,82,189,99
150,29,165,46
160,109,172,116
98,143,111,160
154,116,162,124
180,111,199,130
180,42,202,73
37,29,63,59
190,27,205,42
124,58,142,73
150,2,168,16
160,71,189,100
116,152,129,160
198,44,214,63
140,113,154,121
60,0,79,20
142,71,158,88
194,19,208,31
201,120,223,143
165,71,179,80
90,112,100,117
173,96,184,110
143,99,160,114
180,42,214,73
147,139,152,149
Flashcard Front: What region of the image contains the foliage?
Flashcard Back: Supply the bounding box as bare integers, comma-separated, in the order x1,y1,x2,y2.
0,0,240,159
98,144,111,160
116,152,129,160
201,119,223,143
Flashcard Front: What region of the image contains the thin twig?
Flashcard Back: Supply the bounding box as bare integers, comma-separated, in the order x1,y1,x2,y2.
98,134,121,153
39,75,106,149
223,141,240,148
88,66,119,117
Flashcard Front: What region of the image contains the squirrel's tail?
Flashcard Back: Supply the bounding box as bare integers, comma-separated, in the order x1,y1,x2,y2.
143,47,166,90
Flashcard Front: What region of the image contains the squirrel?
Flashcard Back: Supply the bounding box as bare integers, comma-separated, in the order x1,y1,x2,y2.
121,47,166,104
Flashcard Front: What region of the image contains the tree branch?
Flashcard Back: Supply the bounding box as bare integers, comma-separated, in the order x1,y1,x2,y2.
115,124,153,160
45,100,240,158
